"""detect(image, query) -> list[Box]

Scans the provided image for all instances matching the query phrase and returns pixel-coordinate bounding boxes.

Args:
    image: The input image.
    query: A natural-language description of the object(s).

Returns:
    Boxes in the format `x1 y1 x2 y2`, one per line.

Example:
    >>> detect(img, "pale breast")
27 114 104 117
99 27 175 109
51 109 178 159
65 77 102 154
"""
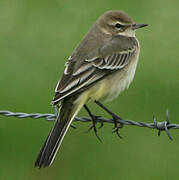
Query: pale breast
87 39 140 102
103 49 139 102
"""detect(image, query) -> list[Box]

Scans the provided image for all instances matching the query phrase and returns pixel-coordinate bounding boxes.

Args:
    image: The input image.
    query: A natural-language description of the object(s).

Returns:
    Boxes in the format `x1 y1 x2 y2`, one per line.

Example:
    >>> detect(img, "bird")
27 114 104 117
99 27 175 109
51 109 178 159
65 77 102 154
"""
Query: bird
34 10 148 168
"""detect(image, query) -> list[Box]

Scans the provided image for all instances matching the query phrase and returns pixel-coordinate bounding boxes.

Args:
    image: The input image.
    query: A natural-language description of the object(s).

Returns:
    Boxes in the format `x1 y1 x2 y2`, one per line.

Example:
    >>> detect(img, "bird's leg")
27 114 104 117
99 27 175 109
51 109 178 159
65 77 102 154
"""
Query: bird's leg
94 100 123 138
84 104 102 142
83 104 104 129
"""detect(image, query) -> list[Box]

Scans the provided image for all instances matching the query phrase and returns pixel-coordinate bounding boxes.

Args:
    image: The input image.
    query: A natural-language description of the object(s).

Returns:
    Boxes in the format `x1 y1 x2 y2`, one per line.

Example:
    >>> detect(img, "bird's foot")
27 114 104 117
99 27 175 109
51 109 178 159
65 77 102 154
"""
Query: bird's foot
86 114 102 142
94 100 124 138
84 104 102 142
111 114 123 139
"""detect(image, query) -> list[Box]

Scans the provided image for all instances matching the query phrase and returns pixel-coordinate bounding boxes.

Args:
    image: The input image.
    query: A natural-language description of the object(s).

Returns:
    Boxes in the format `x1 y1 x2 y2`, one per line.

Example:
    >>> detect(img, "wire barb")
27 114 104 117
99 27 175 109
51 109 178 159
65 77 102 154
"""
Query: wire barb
0 109 178 140
153 109 173 140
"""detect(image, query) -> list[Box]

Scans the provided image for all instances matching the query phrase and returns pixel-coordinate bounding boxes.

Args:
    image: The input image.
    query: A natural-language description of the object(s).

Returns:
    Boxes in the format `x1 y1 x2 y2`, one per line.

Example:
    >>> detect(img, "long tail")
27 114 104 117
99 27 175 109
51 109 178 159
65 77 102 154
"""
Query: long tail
34 95 85 168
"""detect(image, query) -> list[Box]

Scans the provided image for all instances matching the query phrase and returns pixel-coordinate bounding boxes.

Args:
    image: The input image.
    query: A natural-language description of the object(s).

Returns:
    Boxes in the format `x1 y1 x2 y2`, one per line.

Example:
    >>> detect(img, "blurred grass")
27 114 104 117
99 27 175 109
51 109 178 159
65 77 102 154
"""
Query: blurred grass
0 0 179 179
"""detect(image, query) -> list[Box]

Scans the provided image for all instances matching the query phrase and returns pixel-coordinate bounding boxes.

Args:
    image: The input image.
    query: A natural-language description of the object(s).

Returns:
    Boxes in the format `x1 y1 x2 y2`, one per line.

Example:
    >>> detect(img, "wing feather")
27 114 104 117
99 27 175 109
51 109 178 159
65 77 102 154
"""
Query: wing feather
52 47 137 104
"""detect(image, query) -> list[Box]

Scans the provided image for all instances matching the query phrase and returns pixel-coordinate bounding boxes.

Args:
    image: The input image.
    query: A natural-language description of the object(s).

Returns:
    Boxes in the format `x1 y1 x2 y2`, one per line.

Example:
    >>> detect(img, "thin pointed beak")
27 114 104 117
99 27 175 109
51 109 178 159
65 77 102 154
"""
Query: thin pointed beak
132 24 148 30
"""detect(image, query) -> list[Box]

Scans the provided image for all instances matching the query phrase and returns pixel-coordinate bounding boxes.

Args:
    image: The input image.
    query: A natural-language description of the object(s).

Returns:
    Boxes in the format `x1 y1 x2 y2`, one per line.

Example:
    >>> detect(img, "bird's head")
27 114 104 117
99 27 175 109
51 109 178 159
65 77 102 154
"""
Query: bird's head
97 10 148 37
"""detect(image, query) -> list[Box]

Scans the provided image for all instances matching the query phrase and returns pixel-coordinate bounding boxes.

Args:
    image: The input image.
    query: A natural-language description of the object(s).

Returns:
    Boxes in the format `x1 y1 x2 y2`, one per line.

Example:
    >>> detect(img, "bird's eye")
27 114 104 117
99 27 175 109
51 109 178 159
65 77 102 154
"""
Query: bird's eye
115 23 122 28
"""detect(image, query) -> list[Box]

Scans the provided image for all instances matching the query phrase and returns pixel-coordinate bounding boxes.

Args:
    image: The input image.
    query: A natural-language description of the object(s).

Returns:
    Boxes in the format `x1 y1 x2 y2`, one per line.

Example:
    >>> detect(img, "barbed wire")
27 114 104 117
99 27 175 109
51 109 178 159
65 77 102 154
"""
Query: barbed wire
0 109 178 140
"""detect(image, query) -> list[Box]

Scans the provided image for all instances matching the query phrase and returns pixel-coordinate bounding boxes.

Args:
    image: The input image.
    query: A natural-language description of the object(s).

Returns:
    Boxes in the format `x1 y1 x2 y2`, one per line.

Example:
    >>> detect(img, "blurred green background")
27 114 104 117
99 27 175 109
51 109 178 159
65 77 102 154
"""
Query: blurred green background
0 0 179 179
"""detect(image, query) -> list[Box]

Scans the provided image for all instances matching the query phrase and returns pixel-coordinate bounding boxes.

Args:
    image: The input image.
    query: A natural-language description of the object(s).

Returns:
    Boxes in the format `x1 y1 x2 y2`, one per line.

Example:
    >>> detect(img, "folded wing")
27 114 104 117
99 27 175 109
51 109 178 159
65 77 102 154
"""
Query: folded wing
52 47 136 105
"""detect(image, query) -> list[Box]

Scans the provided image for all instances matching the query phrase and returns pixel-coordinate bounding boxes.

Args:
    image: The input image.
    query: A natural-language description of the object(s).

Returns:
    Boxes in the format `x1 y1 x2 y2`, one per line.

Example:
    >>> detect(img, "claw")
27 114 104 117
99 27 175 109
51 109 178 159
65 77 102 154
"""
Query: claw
111 114 123 139
86 124 94 133
98 121 104 129
112 120 123 139
112 127 123 138
70 123 77 129
85 123 102 142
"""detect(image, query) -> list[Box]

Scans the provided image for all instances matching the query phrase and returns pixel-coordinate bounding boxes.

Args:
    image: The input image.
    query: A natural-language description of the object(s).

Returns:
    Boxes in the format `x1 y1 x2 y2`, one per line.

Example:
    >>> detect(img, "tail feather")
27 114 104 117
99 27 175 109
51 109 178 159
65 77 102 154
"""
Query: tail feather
34 96 84 168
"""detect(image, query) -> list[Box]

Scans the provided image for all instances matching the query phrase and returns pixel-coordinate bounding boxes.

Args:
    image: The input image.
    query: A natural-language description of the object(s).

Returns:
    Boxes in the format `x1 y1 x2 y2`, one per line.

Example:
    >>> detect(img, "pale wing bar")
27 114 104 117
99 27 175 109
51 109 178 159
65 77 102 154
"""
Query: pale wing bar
60 67 95 93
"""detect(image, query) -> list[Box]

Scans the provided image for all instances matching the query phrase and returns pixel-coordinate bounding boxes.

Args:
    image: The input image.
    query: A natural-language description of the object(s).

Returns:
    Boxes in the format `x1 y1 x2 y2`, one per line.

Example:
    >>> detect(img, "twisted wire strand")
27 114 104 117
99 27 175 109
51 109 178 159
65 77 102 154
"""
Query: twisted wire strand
0 109 178 140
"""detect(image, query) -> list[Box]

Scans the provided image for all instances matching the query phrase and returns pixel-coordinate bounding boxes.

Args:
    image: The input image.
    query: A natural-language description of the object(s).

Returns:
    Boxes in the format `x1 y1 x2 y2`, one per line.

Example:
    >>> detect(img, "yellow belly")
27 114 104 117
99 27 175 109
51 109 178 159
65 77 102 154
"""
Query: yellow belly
88 54 139 102
74 51 139 105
